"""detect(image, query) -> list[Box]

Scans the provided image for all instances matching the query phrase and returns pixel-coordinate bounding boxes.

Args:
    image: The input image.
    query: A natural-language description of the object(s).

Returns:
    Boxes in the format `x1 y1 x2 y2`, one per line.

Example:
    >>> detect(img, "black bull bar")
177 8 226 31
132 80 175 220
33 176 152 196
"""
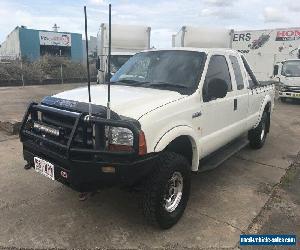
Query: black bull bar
19 102 142 160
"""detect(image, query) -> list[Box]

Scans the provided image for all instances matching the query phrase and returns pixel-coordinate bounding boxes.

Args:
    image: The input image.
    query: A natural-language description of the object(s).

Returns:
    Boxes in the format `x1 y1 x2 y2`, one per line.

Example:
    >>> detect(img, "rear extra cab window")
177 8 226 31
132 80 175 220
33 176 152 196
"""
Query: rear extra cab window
229 55 244 90
203 55 232 102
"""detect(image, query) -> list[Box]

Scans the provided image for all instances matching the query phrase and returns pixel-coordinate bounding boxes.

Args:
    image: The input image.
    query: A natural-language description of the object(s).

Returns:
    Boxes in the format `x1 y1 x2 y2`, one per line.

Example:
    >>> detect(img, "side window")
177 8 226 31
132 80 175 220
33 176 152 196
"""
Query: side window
241 55 259 88
203 55 232 102
229 55 244 90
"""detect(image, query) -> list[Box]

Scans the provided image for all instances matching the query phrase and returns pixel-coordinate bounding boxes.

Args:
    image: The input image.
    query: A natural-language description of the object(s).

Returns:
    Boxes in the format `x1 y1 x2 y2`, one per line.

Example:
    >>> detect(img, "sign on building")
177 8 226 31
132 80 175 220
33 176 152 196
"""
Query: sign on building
39 31 71 47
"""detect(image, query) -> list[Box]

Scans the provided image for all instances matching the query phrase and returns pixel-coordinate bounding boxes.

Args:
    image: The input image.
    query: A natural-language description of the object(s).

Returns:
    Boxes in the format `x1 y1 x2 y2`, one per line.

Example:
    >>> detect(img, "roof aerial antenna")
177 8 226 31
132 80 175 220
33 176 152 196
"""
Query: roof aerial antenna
107 4 112 120
84 6 92 118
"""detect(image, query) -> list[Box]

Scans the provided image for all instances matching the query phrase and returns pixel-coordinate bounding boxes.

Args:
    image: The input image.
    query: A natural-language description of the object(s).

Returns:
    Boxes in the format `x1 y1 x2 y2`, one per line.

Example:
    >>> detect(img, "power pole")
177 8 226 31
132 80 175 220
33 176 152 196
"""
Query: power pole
60 49 63 84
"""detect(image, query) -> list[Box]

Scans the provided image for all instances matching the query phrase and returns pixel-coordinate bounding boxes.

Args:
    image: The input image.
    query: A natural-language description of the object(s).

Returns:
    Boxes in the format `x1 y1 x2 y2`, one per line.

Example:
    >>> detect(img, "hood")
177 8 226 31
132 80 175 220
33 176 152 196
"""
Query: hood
282 76 300 86
54 84 185 120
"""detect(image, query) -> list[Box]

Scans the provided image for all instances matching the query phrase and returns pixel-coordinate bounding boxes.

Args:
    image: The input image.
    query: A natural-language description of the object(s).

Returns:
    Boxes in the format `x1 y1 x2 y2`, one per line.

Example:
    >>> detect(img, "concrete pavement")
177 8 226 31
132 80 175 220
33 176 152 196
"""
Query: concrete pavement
0 99 299 249
0 83 88 134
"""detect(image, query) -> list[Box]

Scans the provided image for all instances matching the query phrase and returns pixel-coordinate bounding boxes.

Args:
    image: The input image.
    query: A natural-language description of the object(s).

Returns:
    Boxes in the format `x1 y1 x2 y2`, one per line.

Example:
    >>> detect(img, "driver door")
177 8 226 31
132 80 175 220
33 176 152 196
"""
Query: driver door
199 54 238 157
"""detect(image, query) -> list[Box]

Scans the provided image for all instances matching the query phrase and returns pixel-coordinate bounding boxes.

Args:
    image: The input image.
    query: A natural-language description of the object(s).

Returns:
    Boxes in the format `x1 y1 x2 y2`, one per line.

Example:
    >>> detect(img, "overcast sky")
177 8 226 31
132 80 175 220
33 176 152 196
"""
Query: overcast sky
1 0 300 48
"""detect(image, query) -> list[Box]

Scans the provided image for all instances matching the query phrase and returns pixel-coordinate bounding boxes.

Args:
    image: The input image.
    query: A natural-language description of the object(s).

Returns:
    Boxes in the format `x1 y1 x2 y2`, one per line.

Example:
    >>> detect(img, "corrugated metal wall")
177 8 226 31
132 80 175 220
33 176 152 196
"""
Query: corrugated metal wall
19 27 40 60
71 33 83 62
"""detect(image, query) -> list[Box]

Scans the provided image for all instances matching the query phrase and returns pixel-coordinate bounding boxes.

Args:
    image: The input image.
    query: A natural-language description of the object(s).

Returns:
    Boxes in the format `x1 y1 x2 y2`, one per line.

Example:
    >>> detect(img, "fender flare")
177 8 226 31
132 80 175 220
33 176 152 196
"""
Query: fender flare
154 125 200 171
254 94 272 128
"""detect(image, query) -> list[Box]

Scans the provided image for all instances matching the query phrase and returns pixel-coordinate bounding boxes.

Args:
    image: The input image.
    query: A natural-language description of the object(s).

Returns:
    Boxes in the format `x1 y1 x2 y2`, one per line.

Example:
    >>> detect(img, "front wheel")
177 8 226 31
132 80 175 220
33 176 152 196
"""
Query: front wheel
248 111 269 149
142 152 191 229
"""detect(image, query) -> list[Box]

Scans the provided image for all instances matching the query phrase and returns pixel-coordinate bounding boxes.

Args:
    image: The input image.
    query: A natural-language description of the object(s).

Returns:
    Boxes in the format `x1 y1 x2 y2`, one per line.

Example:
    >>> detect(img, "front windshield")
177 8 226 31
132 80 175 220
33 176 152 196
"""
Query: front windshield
110 55 132 73
110 50 206 93
281 60 300 77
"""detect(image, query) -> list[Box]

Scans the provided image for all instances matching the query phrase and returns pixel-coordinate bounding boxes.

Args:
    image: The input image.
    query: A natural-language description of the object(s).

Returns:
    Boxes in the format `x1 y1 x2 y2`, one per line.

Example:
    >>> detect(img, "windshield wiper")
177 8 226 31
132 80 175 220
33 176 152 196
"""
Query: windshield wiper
109 79 150 86
147 82 188 89
108 80 189 89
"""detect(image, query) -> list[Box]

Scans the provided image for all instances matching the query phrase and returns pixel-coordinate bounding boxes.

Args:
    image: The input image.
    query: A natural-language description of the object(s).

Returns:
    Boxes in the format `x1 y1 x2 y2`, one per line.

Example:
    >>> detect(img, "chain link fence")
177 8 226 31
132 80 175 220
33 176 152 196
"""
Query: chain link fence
0 55 97 87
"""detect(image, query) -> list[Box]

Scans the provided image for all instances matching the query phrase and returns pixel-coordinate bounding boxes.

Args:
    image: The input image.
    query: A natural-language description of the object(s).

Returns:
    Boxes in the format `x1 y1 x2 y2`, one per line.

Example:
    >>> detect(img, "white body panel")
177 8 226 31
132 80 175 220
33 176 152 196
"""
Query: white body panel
172 26 233 48
55 48 275 171
232 28 300 82
97 23 151 83
0 27 20 59
54 84 184 120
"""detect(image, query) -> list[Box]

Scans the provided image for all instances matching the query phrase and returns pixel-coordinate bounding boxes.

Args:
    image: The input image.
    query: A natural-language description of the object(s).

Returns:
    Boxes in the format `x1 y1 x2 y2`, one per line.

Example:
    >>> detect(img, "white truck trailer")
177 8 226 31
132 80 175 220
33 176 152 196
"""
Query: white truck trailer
232 27 300 82
172 26 234 48
173 26 300 83
96 23 151 83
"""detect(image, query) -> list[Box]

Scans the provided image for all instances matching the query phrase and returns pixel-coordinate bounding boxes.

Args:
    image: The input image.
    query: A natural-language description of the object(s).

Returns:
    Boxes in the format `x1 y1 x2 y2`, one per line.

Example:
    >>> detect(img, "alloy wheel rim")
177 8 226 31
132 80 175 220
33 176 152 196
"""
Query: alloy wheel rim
260 118 266 140
163 172 183 213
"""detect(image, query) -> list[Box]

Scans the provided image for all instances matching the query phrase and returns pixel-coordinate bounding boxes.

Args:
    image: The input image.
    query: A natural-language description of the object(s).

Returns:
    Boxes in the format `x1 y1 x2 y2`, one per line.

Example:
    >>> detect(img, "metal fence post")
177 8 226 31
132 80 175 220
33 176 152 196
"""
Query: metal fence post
60 49 63 84
20 57 25 87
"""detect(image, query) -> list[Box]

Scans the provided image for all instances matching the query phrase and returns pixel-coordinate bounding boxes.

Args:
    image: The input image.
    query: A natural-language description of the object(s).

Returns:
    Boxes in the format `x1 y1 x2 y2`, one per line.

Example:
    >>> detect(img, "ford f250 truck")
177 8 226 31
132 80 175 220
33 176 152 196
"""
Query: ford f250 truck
19 48 275 229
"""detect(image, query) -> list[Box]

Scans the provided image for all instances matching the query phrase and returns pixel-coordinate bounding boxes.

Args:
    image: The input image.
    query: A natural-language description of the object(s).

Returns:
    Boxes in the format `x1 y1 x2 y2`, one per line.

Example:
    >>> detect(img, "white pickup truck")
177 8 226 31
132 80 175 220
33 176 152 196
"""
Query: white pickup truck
20 48 275 229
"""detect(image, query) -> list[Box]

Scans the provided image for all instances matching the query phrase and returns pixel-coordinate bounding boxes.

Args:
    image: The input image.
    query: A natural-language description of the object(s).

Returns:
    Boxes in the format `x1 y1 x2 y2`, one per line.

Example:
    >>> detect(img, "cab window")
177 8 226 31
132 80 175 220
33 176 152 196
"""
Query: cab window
229 55 244 90
203 55 232 102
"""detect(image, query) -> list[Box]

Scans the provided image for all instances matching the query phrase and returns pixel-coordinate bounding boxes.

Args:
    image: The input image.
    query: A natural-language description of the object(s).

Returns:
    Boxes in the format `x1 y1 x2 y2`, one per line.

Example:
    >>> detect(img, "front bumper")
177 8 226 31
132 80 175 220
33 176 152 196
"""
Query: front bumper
278 85 300 99
20 100 157 192
23 141 158 192
279 91 300 98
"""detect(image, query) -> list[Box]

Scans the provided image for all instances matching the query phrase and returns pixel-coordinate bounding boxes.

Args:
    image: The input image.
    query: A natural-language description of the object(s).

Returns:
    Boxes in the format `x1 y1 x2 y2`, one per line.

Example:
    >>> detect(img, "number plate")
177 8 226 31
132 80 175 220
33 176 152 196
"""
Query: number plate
34 157 55 180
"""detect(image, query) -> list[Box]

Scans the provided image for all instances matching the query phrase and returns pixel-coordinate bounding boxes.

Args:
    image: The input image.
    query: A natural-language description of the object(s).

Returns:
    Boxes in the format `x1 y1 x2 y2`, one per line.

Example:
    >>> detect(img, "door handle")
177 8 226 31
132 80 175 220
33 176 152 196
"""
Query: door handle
234 99 237 111
192 111 202 118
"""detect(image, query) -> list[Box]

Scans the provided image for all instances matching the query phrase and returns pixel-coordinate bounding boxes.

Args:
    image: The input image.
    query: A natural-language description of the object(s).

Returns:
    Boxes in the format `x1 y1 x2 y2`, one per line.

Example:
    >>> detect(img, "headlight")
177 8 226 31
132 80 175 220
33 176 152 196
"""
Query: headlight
279 84 287 91
105 126 147 155
109 127 133 146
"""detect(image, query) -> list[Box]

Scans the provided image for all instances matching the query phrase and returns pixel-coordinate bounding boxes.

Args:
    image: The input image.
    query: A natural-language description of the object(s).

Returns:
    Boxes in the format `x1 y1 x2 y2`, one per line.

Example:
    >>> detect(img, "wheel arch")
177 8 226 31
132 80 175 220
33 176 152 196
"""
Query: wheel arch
254 95 272 129
154 126 200 171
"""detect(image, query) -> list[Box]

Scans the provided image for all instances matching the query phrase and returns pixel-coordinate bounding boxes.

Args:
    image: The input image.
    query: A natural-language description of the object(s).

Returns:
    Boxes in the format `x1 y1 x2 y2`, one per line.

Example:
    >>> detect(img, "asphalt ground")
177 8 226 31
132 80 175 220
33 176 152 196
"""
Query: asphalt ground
0 85 299 249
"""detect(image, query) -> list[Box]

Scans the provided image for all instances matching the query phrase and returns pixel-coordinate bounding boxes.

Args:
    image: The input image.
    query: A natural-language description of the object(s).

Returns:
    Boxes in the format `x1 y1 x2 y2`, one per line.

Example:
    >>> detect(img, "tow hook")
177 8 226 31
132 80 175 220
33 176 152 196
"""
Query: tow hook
24 163 32 170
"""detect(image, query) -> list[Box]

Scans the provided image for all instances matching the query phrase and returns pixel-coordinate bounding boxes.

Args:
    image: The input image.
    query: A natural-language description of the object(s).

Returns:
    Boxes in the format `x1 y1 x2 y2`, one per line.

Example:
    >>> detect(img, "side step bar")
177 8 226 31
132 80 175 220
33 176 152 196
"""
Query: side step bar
198 136 249 172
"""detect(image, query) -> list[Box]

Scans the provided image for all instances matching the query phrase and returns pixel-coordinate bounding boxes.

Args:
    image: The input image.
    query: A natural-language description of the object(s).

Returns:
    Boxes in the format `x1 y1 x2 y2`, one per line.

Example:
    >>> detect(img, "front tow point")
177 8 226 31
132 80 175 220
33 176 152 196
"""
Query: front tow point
24 163 32 170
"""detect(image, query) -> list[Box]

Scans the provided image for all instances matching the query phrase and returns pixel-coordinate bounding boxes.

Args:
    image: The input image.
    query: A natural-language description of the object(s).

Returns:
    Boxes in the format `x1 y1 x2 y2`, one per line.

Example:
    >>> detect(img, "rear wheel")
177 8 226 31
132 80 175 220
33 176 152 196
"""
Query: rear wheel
142 152 191 229
248 111 268 149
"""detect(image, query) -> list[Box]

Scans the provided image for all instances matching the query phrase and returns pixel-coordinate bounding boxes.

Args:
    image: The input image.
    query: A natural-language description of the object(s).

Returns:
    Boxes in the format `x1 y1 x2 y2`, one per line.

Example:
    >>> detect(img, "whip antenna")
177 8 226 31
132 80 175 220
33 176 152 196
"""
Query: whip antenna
107 4 112 119
84 6 92 117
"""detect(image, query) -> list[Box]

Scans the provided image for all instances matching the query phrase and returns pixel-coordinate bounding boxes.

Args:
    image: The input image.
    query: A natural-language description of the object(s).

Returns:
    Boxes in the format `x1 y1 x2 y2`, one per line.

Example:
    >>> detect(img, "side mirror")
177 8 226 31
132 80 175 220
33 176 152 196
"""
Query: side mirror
207 78 228 100
96 58 100 70
273 65 279 76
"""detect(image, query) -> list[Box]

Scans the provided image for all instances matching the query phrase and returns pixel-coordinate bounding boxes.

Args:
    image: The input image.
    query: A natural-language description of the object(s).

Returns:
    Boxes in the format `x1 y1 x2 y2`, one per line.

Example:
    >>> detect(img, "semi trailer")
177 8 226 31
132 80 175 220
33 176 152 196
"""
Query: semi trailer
173 26 300 83
232 27 300 82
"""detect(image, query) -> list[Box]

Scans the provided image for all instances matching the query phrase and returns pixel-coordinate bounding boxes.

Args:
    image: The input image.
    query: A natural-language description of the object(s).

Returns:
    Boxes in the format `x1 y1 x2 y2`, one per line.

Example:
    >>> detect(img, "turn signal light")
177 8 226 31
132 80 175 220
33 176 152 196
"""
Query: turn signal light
139 131 147 156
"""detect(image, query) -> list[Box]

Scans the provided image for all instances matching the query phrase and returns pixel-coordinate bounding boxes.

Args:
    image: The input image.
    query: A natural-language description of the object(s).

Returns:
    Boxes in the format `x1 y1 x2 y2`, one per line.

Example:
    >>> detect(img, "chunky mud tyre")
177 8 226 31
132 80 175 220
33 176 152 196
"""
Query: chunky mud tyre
142 152 191 229
248 111 268 149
